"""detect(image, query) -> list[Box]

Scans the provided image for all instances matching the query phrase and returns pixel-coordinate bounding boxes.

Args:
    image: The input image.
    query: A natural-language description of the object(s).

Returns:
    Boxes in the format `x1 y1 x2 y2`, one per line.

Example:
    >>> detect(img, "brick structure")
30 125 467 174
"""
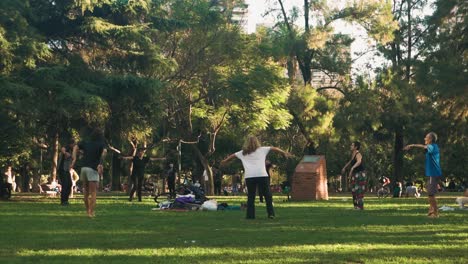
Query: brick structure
291 155 328 201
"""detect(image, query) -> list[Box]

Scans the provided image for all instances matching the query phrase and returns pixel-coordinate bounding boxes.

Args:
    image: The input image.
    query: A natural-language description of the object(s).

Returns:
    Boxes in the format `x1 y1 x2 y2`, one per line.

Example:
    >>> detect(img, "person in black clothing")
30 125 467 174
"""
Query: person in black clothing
121 148 165 202
341 141 366 210
3 165 14 199
71 129 107 218
57 140 75 205
304 140 316 155
166 164 177 197
20 163 32 193
259 160 273 203
448 180 456 192
213 165 222 196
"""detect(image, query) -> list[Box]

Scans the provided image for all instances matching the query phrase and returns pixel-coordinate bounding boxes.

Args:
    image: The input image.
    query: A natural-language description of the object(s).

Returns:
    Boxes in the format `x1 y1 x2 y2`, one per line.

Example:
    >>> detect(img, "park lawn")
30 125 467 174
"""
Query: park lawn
0 193 467 264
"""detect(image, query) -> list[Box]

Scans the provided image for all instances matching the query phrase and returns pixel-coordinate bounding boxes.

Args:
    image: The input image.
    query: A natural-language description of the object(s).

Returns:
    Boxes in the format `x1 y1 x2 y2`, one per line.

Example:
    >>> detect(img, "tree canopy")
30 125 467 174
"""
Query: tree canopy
1 0 466 194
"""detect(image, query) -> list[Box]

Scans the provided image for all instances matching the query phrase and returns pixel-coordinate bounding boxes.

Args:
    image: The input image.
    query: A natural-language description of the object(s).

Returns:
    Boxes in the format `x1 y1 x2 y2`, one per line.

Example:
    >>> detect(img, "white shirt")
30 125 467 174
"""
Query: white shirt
235 147 271 178
203 170 209 181
5 171 13 184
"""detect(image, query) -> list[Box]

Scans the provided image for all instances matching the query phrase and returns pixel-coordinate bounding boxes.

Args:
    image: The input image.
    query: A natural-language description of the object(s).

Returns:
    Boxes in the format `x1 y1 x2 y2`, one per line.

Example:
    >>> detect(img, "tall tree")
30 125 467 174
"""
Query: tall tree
376 0 432 182
265 0 397 152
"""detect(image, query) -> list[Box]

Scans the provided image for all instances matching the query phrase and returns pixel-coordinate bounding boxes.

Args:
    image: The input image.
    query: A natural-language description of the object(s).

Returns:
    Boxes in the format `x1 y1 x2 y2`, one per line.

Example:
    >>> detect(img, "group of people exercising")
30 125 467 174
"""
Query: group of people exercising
28 127 441 219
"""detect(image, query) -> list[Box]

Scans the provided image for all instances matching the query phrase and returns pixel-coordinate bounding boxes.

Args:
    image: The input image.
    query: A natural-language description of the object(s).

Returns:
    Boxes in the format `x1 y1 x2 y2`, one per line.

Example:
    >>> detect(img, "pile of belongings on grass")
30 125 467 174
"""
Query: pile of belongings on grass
157 197 243 211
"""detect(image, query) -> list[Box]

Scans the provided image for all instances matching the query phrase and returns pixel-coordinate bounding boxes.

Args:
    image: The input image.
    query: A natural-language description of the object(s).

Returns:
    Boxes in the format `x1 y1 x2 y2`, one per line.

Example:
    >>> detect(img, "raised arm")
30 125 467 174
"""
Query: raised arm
220 154 237 166
70 145 79 169
149 157 166 161
341 153 355 174
270 147 293 158
97 149 107 175
107 144 122 154
61 147 72 158
403 144 427 151
100 149 107 163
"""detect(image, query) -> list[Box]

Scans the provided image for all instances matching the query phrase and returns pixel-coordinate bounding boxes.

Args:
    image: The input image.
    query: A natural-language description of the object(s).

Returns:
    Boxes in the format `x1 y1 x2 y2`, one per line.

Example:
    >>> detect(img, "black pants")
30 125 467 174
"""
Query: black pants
167 177 176 196
60 171 72 204
23 175 30 192
5 183 12 199
214 183 222 195
245 177 274 219
258 176 271 202
129 174 144 201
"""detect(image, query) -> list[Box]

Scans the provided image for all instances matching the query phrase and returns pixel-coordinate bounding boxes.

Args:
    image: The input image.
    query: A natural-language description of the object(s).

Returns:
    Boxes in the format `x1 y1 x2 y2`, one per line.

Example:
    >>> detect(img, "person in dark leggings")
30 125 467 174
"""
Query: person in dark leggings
121 148 165 202
213 166 222 196
166 163 177 197
221 136 291 219
259 160 273 203
58 140 75 205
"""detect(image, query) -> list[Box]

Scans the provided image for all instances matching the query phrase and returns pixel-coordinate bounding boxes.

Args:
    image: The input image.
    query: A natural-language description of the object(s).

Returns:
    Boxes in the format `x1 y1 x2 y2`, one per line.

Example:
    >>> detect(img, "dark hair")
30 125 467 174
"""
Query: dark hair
90 128 104 141
353 141 361 150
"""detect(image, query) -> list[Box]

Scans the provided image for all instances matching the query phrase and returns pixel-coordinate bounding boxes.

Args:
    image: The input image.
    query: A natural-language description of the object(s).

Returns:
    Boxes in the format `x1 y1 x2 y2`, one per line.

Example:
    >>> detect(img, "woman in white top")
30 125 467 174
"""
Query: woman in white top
4 165 14 199
221 136 291 219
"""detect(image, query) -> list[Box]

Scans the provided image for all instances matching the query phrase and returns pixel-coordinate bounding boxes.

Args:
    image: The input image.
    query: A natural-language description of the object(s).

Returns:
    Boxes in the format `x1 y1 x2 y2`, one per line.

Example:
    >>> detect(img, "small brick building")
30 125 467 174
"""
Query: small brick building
291 155 328 201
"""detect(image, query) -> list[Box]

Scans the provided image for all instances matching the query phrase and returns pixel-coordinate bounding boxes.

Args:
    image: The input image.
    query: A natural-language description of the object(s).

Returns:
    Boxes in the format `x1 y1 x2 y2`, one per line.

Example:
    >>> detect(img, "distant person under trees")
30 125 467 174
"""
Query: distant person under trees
120 147 165 202
304 139 316 155
213 165 222 196
57 140 75 206
166 164 177 197
3 165 14 199
404 132 442 218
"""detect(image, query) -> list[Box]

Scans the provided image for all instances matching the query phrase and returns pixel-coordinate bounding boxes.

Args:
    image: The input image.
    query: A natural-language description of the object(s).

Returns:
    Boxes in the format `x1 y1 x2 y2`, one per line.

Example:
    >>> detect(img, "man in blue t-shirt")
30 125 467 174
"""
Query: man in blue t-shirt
404 132 442 218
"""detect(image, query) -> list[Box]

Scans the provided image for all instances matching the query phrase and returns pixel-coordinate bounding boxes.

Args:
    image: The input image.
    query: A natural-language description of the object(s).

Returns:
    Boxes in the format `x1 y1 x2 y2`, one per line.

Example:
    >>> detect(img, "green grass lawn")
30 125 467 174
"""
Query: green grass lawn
0 192 467 264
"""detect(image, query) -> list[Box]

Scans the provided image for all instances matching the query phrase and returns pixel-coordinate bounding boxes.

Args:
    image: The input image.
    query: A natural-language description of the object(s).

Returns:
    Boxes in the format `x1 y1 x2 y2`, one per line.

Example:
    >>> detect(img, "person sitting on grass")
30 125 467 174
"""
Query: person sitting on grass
455 188 468 209
405 182 421 198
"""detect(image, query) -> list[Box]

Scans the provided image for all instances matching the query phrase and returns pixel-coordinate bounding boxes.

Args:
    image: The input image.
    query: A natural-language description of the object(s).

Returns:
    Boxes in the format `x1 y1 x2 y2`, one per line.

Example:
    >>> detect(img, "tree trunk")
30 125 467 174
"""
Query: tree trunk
111 152 122 191
51 131 59 182
393 125 404 183
286 56 297 85
298 55 312 86
406 0 412 82
192 145 214 195
110 124 122 191
32 169 41 193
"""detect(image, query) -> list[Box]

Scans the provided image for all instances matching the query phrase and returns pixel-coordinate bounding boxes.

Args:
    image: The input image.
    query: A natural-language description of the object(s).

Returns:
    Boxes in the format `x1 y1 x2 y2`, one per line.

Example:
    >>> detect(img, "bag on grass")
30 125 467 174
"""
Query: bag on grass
200 200 217 211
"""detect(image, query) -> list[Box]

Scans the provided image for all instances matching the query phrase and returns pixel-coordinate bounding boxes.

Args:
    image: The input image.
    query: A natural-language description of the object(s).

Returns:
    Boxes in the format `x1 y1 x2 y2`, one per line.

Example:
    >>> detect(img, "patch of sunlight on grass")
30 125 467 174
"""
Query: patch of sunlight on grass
17 243 466 257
